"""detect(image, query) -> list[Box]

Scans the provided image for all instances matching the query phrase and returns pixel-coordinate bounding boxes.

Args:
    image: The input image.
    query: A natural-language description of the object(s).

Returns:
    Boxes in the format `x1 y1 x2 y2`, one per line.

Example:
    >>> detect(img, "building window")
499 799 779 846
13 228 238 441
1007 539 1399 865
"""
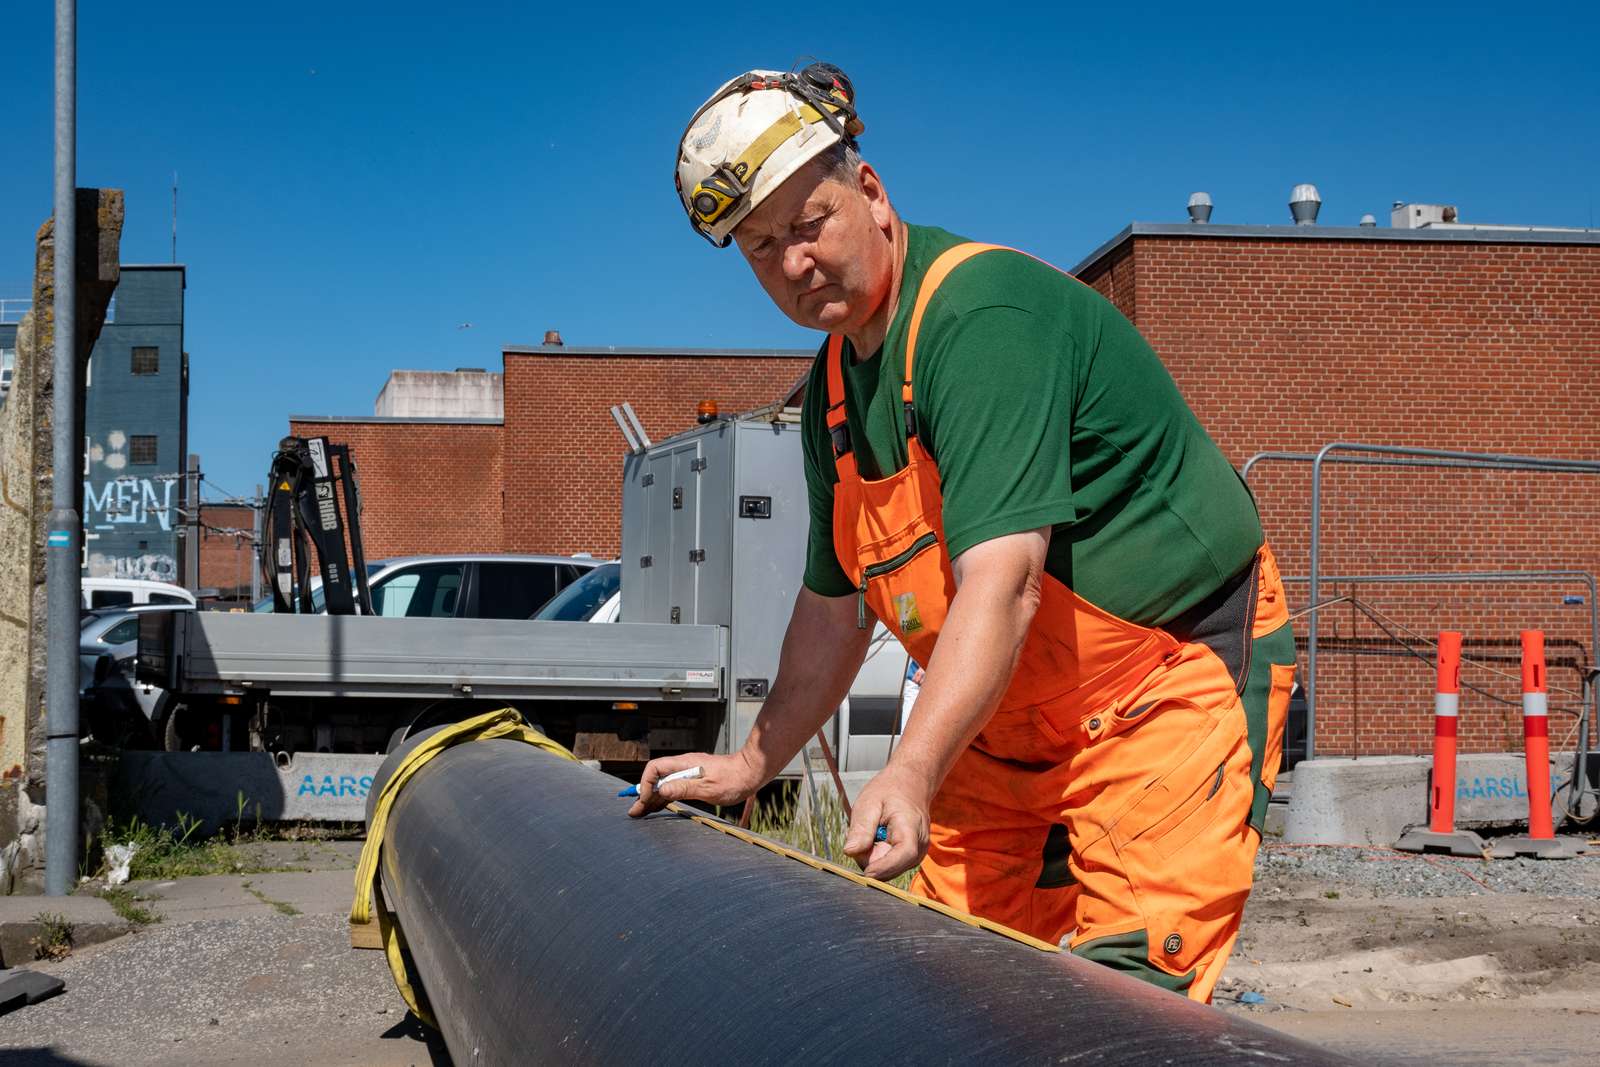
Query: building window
129 435 158 465
131 346 159 375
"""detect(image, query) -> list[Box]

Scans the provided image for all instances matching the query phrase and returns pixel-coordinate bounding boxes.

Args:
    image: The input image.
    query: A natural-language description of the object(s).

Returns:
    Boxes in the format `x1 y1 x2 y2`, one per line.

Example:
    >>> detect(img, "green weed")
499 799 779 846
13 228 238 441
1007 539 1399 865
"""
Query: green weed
748 782 915 891
98 887 162 926
242 880 301 917
95 810 286 882
30 913 74 961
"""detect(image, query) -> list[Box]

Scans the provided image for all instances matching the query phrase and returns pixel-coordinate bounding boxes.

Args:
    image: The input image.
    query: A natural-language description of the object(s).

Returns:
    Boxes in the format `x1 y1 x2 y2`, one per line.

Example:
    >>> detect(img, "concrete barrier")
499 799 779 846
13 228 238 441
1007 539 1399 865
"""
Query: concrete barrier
1283 753 1568 846
114 752 386 830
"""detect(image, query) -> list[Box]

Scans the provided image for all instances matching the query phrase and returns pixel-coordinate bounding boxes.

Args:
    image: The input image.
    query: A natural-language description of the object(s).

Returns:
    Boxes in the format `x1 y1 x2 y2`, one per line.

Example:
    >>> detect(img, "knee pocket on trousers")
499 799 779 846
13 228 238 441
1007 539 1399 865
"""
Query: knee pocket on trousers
1108 705 1246 854
1105 710 1255 978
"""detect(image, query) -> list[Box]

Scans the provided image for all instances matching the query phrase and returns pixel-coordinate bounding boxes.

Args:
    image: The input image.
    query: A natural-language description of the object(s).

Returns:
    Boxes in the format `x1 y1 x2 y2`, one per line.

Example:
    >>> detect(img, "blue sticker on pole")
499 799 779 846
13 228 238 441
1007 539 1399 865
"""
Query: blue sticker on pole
47 531 71 548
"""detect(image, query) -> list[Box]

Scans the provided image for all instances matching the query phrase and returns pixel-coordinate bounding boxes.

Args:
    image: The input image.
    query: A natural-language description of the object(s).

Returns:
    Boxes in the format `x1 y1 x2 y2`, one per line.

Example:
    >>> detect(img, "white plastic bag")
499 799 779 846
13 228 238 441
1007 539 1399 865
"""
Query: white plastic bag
105 842 140 886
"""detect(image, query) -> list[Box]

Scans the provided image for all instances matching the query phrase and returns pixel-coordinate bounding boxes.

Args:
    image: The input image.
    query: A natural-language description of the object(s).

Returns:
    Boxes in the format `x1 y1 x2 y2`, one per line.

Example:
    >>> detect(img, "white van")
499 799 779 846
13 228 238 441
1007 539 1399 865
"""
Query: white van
80 578 197 610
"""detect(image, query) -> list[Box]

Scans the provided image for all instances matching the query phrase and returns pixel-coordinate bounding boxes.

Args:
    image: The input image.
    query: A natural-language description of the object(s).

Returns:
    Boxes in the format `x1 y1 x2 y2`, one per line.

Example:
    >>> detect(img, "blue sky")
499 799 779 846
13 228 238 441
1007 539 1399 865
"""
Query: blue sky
1 1 1595 499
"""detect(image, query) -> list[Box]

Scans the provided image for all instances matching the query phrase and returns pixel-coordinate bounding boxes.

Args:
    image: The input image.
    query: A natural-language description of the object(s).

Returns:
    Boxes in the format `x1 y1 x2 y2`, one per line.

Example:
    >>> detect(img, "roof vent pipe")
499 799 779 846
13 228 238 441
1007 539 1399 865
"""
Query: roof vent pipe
1186 192 1213 223
1359 214 1377 227
1289 184 1321 225
543 330 564 346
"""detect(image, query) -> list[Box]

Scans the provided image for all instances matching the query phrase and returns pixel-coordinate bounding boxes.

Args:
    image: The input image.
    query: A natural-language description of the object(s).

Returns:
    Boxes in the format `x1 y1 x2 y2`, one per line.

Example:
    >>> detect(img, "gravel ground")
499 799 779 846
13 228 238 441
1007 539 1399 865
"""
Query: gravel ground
0 912 444 1066
1256 839 1600 897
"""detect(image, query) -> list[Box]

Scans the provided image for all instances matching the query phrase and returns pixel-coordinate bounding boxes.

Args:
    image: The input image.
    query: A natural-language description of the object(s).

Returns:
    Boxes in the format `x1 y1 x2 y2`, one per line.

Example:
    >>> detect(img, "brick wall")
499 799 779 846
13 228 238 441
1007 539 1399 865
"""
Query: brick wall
1080 236 1600 756
285 420 505 560
500 352 811 556
197 503 258 604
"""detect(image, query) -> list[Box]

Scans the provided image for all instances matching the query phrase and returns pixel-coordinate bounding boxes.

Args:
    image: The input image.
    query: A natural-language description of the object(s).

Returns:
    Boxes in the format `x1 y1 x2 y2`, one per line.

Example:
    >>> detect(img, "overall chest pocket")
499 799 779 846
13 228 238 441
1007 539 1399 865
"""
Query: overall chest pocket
855 529 949 645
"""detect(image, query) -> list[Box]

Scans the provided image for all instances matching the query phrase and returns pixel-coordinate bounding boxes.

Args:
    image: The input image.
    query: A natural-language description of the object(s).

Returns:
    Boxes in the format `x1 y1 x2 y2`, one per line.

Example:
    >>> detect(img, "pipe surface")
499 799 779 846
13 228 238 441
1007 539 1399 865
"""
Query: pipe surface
369 737 1355 1065
44 0 79 897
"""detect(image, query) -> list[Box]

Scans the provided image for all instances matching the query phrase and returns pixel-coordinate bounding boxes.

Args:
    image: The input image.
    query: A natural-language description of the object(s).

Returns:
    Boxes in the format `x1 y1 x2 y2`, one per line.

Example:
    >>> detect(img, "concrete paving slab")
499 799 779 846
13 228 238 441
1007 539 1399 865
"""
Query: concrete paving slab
0 896 132 968
130 869 357 923
231 837 363 871
0 895 121 926
243 870 359 917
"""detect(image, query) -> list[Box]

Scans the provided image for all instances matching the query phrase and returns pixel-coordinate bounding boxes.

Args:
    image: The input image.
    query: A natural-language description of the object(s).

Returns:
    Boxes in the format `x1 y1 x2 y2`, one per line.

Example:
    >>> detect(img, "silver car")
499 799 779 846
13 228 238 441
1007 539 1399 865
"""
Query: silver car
254 554 600 618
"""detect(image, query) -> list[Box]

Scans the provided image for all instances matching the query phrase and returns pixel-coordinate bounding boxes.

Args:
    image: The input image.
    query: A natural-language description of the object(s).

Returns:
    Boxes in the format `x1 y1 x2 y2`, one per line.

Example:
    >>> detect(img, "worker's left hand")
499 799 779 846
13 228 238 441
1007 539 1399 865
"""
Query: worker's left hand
843 766 932 881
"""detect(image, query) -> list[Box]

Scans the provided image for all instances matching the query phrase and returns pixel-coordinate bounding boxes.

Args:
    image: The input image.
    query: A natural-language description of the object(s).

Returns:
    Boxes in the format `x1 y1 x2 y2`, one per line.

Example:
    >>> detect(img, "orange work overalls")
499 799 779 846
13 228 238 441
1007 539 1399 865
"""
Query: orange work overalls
825 243 1292 1002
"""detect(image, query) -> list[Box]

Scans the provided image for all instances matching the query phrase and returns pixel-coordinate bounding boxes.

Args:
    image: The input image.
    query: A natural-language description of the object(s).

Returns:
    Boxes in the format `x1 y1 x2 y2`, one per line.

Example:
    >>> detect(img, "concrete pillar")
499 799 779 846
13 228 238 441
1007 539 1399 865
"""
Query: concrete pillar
0 190 123 888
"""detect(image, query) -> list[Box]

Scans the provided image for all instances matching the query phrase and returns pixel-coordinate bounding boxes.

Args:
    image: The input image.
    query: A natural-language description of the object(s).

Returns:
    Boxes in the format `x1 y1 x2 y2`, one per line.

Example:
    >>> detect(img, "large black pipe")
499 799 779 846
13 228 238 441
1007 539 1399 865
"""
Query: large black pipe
368 736 1356 1065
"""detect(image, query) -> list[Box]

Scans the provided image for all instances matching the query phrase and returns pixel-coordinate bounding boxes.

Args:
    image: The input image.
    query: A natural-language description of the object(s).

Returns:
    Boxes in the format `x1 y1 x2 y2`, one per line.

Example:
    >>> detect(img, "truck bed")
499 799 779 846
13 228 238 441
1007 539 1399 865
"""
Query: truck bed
140 612 726 703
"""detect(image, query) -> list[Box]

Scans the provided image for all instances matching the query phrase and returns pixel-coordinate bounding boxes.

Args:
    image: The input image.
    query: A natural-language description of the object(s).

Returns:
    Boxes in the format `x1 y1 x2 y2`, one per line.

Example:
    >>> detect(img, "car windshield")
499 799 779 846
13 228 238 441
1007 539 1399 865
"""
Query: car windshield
102 618 141 645
532 563 620 622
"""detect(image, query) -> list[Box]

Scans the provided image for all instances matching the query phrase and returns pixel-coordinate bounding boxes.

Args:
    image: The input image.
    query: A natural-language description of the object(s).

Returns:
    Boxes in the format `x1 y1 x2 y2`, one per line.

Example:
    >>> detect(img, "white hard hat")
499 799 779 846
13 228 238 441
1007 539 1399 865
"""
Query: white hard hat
675 63 864 247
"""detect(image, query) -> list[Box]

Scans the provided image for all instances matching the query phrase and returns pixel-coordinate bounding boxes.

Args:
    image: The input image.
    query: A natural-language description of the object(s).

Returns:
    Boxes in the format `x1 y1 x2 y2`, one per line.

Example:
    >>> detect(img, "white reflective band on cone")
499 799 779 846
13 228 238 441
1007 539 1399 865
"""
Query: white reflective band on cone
1522 691 1548 717
1434 692 1459 717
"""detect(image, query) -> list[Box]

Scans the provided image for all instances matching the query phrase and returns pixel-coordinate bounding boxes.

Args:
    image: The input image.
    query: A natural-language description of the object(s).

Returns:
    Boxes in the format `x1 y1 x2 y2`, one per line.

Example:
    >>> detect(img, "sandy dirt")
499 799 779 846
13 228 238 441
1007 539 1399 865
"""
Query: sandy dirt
1218 844 1600 1064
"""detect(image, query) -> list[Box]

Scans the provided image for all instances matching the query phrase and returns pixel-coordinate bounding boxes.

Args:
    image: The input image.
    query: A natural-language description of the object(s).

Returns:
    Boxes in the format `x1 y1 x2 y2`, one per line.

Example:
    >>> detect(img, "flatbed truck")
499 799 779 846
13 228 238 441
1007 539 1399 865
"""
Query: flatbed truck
139 405 909 776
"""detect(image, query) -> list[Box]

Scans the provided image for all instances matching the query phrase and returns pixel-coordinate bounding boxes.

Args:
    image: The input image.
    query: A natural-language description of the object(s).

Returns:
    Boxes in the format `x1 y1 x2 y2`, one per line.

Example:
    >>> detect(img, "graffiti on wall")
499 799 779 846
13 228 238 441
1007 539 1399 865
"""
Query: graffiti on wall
84 476 177 530
82 429 180 580
86 551 177 581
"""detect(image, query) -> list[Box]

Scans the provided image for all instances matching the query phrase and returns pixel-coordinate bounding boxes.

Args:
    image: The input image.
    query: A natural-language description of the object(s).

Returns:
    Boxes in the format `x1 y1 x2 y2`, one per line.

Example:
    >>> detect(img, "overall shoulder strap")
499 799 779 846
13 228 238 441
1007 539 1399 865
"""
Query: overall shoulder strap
825 242 1007 469
902 243 1004 410
823 335 856 472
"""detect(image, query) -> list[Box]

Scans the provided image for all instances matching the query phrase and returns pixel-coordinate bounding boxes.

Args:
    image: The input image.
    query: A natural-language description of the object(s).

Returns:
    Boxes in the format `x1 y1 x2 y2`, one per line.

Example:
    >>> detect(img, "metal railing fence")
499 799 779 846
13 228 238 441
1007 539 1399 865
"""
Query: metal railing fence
1244 443 1600 761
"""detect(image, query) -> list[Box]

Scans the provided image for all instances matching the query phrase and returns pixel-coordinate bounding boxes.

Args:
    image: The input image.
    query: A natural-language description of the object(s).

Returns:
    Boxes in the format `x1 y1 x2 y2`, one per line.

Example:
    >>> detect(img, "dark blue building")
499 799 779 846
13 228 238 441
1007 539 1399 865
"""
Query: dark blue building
0 264 188 580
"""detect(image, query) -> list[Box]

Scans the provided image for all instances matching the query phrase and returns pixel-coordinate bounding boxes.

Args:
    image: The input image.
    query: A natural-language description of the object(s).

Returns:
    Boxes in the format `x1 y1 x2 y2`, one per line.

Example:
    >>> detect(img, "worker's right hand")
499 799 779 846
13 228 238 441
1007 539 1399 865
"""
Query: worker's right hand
626 750 762 818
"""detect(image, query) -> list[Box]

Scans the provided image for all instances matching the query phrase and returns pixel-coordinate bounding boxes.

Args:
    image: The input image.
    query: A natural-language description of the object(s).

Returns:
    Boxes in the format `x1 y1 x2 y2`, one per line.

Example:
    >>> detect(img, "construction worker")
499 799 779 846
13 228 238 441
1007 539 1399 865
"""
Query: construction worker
631 63 1296 1003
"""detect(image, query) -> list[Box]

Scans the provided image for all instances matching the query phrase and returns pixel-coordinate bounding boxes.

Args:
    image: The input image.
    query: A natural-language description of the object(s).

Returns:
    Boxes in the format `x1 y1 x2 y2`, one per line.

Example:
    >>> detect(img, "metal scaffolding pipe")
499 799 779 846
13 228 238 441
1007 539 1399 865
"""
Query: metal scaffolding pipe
367 737 1352 1065
1240 444 1600 762
1240 450 1600 483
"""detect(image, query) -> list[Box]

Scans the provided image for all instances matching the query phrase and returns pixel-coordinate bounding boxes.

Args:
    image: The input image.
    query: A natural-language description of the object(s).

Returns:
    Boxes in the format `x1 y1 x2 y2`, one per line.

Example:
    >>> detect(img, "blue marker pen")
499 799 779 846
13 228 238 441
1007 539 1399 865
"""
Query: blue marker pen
618 765 703 798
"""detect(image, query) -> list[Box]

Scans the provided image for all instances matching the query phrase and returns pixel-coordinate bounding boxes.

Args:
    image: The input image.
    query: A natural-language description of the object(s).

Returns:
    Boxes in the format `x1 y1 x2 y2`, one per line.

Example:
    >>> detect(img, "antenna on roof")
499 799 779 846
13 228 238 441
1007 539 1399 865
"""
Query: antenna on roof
171 171 178 262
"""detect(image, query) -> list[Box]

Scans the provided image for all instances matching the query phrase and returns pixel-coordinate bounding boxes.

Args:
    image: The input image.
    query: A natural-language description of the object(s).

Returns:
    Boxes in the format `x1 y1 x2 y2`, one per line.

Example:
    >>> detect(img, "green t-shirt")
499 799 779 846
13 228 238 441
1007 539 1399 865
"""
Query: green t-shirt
800 223 1263 627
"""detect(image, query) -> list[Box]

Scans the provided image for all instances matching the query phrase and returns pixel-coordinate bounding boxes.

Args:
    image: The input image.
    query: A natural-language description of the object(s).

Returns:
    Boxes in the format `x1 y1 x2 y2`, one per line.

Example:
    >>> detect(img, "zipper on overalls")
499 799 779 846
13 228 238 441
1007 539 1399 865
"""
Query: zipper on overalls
856 532 940 629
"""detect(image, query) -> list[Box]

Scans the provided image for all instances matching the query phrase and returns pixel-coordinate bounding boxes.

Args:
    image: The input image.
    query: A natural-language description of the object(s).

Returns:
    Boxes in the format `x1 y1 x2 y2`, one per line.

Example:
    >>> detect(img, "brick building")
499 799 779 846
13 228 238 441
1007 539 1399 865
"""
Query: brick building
289 346 811 559
1072 208 1600 759
291 205 1600 759
197 502 258 607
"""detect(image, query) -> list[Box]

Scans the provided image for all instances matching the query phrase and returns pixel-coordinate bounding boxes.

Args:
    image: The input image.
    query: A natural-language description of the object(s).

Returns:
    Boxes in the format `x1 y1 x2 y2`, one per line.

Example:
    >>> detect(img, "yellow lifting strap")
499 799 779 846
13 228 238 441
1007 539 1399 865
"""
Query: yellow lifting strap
348 706 579 1026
